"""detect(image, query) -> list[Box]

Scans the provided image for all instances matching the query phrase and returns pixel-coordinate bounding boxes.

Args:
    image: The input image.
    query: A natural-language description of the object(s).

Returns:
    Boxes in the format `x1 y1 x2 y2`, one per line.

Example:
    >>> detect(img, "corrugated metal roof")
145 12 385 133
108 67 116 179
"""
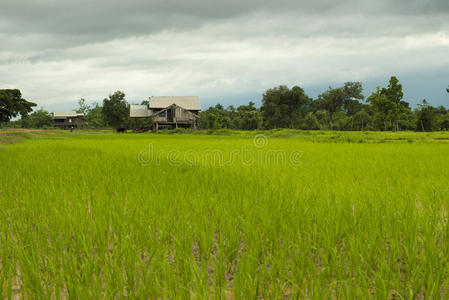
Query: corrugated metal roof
52 110 84 118
149 96 201 110
130 105 151 117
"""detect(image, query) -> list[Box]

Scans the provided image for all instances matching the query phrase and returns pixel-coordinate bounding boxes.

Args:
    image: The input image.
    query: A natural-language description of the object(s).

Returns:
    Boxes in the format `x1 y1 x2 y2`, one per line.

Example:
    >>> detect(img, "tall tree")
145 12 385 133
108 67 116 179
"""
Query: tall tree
0 89 36 127
317 82 363 130
367 87 394 131
381 76 403 104
102 91 129 130
368 76 410 131
415 99 436 132
261 85 311 129
380 76 411 131
381 76 410 131
77 98 90 115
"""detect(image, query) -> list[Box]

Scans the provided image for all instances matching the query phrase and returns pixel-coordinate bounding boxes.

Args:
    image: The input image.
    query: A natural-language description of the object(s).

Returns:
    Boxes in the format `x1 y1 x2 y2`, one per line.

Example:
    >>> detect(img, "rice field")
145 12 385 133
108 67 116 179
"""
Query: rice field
1 130 449 298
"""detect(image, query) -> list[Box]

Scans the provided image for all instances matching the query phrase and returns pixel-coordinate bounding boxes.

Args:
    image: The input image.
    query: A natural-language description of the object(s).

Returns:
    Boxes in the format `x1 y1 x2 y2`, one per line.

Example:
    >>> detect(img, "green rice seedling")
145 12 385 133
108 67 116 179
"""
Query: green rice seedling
1 130 449 298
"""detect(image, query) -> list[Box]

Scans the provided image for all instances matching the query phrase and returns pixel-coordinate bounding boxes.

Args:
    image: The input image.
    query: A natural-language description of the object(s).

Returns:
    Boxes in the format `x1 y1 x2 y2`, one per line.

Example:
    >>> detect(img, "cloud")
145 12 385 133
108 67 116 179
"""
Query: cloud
0 0 448 109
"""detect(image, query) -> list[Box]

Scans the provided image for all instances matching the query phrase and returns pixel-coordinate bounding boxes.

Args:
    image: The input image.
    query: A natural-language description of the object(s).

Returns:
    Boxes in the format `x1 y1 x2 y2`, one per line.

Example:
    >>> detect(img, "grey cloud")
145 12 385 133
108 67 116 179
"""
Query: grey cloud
0 0 448 109
0 0 447 58
2 0 448 39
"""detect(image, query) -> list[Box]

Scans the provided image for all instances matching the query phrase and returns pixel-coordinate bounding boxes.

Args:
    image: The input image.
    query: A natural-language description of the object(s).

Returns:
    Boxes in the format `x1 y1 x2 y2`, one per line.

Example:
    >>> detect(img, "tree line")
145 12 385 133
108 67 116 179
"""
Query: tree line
199 77 449 132
1 91 150 130
1 77 449 131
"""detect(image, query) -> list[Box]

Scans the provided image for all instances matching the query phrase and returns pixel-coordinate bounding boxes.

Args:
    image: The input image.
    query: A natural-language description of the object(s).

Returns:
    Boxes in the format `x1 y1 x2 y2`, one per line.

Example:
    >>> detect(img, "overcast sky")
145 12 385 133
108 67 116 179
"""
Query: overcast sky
1 0 448 111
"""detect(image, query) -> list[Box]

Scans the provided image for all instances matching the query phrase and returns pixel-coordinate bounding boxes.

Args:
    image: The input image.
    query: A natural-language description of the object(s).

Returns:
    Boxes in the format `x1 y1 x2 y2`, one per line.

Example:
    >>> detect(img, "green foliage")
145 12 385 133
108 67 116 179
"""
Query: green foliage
4 76 446 132
368 88 395 130
199 102 262 130
198 105 227 129
20 107 53 128
235 101 261 130
367 77 412 131
416 100 436 131
381 76 404 104
102 91 129 129
435 107 449 130
316 82 364 130
0 89 36 126
333 111 352 130
352 109 371 131
86 102 106 128
261 85 311 129
302 112 321 130
367 76 412 131
75 99 107 128
77 98 90 115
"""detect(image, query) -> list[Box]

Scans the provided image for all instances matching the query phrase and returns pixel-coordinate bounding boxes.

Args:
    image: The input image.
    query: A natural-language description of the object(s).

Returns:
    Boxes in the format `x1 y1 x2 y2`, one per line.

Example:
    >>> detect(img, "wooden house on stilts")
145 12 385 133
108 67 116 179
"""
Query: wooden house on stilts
130 96 201 132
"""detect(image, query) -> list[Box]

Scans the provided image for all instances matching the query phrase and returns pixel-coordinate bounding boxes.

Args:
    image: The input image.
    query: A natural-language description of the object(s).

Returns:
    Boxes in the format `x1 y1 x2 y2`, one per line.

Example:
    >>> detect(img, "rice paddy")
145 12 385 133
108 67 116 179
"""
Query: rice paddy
1 130 449 298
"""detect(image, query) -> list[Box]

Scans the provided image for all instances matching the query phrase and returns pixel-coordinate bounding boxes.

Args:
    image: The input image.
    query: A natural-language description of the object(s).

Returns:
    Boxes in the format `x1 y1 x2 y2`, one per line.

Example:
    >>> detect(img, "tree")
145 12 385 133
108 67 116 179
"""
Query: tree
198 104 235 130
380 76 410 131
199 105 224 129
21 107 53 128
446 85 449 93
261 85 311 129
415 99 436 132
77 98 90 115
352 109 371 131
437 114 449 131
381 76 403 104
78 99 108 128
317 82 364 130
236 102 261 130
198 110 219 129
302 112 321 130
333 111 352 130
102 91 129 130
313 110 330 129
367 88 395 131
0 89 36 127
367 77 411 131
86 102 106 128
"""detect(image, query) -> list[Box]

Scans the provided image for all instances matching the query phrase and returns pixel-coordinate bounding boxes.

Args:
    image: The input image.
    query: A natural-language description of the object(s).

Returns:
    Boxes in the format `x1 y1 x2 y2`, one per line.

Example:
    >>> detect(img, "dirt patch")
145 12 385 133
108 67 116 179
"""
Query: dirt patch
0 129 52 133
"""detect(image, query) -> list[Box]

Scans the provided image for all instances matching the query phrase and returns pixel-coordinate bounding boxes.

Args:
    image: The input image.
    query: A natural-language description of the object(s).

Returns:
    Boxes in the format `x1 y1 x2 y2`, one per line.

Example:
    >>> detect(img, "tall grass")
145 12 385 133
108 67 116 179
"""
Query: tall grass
1 132 449 298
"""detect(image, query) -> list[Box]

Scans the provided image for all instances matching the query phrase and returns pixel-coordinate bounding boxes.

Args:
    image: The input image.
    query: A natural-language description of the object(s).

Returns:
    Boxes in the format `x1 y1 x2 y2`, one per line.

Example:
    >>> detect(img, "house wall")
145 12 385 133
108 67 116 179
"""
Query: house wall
53 117 88 128
152 107 196 123
174 106 195 122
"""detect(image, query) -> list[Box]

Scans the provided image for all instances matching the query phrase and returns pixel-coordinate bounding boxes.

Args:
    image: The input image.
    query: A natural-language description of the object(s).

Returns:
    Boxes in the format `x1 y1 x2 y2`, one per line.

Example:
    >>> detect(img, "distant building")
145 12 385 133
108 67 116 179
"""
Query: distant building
130 96 201 131
52 111 87 129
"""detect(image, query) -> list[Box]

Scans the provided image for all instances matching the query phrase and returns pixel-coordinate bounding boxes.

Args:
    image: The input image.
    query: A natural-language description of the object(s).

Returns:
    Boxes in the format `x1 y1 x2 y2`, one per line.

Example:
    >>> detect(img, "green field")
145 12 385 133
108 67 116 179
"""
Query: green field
1 130 449 298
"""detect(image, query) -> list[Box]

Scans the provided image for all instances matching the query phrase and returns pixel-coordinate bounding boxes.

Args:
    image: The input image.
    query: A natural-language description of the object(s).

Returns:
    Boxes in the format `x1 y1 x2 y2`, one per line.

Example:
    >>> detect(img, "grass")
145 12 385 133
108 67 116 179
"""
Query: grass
1 130 449 298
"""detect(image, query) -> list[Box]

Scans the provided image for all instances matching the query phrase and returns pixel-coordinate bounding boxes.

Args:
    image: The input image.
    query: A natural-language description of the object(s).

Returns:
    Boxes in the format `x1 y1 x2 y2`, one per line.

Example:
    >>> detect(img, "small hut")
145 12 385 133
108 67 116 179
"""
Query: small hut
52 111 87 129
